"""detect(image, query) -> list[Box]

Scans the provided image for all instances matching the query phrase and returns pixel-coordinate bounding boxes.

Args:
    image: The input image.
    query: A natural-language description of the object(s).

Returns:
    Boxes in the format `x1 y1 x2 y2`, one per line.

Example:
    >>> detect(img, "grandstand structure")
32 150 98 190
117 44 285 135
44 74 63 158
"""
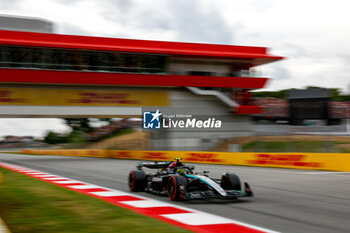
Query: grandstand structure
0 27 283 150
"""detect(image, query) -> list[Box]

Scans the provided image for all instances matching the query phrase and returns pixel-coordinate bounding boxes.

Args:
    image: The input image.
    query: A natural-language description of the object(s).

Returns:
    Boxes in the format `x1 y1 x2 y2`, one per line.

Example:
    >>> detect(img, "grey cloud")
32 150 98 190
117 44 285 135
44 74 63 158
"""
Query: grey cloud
137 12 174 31
0 0 21 10
283 43 320 58
166 0 234 44
54 0 83 4
103 0 133 12
267 62 292 80
95 0 235 44
99 0 134 34
61 21 129 39
282 43 350 61
59 22 92 36
339 52 350 62
245 0 278 13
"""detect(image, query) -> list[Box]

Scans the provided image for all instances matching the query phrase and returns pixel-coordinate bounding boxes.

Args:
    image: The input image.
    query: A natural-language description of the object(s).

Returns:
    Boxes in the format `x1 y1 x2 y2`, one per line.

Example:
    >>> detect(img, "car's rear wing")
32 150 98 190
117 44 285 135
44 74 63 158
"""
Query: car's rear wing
138 161 170 169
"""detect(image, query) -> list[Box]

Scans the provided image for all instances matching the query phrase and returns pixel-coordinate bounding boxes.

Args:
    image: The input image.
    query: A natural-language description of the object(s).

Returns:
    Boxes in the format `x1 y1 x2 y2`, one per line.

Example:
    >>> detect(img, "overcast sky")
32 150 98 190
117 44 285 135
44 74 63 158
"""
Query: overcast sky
0 0 350 138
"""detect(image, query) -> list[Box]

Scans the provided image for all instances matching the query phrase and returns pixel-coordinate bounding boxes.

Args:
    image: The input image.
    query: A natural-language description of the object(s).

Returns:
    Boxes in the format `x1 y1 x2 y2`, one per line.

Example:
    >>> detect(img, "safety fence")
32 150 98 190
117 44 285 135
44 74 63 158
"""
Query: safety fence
20 149 350 172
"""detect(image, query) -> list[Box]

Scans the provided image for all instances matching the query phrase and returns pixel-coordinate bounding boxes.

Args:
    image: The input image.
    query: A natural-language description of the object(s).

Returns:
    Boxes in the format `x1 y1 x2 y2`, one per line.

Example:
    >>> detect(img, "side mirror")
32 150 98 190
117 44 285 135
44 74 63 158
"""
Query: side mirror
203 170 209 174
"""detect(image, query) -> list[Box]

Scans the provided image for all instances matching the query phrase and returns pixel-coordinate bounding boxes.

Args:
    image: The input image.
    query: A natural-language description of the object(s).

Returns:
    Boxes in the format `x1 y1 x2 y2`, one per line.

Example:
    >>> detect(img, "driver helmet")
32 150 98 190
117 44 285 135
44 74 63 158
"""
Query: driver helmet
174 157 183 167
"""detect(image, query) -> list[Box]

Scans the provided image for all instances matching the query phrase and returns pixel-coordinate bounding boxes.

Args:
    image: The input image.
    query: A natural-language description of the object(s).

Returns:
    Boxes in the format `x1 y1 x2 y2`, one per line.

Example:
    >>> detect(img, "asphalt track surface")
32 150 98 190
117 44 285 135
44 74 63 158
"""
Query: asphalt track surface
1 153 350 233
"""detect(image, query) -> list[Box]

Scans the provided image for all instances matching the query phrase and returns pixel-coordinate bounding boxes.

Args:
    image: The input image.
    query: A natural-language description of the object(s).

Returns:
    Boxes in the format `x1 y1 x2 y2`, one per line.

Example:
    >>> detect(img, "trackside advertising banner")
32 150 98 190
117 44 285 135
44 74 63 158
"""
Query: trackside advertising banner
21 149 350 172
0 88 168 106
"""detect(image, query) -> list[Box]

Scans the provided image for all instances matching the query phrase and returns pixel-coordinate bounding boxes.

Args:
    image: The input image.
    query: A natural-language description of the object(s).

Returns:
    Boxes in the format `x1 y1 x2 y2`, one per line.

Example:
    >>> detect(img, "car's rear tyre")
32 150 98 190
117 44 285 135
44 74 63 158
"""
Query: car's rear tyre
221 173 241 191
167 175 187 201
129 170 147 192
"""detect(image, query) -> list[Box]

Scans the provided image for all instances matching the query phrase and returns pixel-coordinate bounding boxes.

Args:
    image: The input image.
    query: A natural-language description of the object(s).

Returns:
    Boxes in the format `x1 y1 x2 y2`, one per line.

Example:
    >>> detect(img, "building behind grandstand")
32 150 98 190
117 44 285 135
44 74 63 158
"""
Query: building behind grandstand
0 15 53 33
253 88 350 125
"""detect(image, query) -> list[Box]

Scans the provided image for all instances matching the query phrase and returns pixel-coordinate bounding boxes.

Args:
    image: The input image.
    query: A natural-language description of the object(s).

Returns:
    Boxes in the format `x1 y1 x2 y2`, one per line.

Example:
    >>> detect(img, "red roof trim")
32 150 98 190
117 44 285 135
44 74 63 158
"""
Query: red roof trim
0 68 269 89
0 30 283 61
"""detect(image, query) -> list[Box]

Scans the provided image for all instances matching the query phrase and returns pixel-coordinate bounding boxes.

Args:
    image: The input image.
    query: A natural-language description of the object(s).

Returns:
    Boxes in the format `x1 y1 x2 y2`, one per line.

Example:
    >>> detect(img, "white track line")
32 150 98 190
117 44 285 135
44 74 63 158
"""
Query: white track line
89 190 128 197
161 212 234 226
121 200 174 208
24 172 45 175
33 174 57 178
67 184 101 189
42 177 66 180
52 180 82 184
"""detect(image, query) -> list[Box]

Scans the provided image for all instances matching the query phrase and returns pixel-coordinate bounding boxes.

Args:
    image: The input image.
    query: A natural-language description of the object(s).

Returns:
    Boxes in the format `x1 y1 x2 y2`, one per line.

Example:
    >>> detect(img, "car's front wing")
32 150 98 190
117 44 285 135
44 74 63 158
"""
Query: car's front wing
186 182 254 200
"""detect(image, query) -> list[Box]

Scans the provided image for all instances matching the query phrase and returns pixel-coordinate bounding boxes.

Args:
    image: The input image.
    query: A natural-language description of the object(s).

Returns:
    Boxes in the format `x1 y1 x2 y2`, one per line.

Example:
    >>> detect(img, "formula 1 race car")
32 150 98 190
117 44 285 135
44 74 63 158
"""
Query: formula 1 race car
128 158 253 201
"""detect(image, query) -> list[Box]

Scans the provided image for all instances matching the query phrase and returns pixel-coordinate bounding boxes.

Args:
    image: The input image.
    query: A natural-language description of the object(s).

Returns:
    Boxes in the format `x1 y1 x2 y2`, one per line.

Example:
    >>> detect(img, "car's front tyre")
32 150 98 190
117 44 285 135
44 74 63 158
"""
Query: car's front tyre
167 175 187 201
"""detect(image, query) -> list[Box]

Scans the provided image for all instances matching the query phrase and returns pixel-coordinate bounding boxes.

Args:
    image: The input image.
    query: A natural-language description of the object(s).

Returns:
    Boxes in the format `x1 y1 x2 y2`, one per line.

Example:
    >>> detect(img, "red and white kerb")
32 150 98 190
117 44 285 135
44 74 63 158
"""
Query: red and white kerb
0 162 279 233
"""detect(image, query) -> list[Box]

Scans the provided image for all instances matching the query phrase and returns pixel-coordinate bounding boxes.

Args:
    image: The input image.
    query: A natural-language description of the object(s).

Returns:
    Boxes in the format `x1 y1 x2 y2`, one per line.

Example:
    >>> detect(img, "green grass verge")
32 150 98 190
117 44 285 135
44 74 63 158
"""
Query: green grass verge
0 168 190 233
64 129 136 149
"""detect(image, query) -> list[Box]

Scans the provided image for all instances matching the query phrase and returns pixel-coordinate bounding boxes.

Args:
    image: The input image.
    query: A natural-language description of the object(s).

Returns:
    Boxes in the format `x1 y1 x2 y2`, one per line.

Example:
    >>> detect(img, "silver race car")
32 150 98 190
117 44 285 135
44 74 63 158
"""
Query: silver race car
128 158 253 201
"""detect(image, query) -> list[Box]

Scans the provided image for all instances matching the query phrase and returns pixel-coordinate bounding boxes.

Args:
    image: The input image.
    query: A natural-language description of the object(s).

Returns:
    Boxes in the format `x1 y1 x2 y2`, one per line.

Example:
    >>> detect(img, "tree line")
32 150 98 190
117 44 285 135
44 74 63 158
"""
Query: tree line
252 86 350 101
